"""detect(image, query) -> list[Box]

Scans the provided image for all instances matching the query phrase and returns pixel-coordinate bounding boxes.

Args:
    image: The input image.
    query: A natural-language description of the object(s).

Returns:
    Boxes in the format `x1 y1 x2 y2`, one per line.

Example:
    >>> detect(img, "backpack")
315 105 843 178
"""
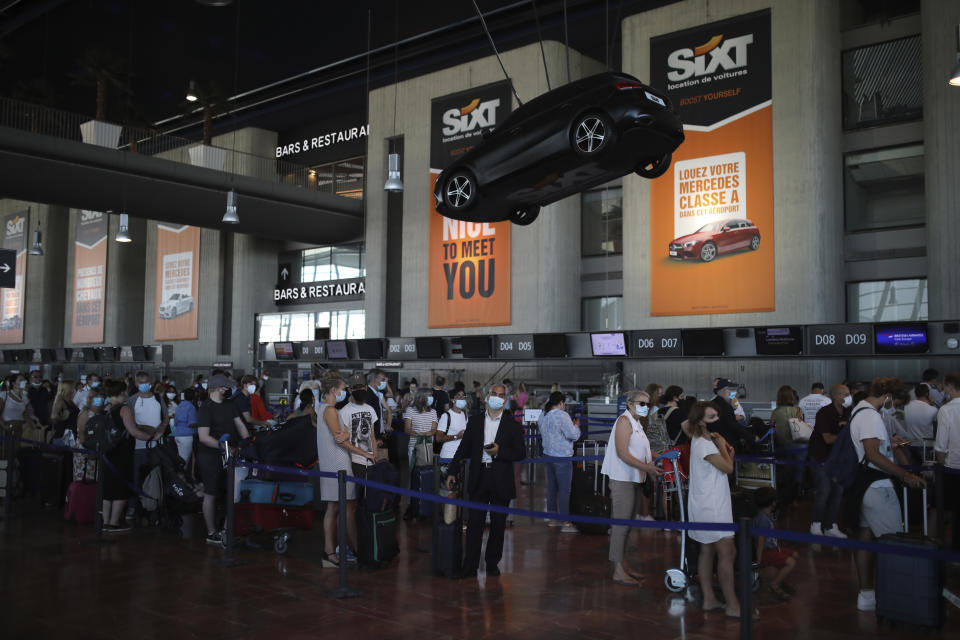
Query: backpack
822 407 870 491
434 411 452 455
83 410 127 453
645 408 672 454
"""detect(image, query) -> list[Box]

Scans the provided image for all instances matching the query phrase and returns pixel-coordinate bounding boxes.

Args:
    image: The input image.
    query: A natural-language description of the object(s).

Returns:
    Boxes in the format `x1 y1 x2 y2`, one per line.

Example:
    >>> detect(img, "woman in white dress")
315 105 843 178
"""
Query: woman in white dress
686 400 754 620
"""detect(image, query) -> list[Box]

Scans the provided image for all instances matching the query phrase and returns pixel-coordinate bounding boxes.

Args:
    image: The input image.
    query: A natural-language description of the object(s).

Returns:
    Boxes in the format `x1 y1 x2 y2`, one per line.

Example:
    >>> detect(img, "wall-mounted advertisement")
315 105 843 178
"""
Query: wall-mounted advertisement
154 224 200 341
649 9 774 316
71 210 108 344
0 209 28 344
428 81 512 328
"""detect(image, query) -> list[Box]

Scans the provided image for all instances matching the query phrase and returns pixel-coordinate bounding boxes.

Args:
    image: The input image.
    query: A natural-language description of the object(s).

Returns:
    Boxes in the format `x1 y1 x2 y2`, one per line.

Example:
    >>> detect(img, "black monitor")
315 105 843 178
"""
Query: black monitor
357 339 384 360
325 340 348 359
40 348 56 363
681 329 725 356
99 347 116 362
55 348 70 362
131 345 153 362
755 326 804 356
415 337 444 359
533 333 568 358
82 347 100 362
875 323 928 354
460 336 492 358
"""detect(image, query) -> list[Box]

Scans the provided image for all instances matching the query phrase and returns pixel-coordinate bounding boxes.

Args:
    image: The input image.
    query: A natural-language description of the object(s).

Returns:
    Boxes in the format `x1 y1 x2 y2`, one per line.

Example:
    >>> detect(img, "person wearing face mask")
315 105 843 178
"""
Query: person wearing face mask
337 374 380 477
26 370 53 431
771 385 804 450
808 384 852 538
934 372 960 551
903 383 938 449
850 377 925 612
539 391 581 533
600 390 662 586
3 374 40 442
317 372 365 566
248 376 275 424
403 388 438 520
196 373 251 545
73 374 100 410
172 388 199 469
445 383 525 578
364 368 390 443
709 378 756 453
124 371 168 498
435 390 470 461
233 375 272 430
74 387 107 482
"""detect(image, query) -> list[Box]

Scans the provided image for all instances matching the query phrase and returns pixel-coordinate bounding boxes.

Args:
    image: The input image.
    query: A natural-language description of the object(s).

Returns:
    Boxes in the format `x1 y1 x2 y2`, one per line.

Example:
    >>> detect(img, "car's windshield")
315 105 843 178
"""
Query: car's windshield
695 221 723 233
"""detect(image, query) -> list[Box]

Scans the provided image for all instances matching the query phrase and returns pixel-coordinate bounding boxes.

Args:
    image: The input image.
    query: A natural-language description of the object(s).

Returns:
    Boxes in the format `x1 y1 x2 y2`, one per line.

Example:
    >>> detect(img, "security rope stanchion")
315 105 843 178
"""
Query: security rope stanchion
2 424 16 518
936 463 945 542
326 469 362 599
737 517 753 640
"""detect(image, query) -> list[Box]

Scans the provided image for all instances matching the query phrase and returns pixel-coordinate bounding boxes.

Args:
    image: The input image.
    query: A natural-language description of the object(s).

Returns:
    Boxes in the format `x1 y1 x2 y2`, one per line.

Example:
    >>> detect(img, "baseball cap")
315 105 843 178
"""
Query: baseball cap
209 373 231 390
347 372 366 390
714 378 737 393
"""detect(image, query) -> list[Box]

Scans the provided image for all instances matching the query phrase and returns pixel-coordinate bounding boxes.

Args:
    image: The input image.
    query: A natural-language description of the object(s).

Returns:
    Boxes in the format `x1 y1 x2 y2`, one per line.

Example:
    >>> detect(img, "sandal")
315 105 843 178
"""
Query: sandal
769 585 790 601
324 552 340 567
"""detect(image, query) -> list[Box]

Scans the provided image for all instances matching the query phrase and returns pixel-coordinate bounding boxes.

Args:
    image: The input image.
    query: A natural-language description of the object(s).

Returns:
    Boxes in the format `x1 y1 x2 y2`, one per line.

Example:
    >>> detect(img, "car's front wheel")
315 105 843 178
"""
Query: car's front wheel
635 152 672 179
571 112 614 156
443 170 477 211
750 235 760 251
699 241 718 262
508 205 540 226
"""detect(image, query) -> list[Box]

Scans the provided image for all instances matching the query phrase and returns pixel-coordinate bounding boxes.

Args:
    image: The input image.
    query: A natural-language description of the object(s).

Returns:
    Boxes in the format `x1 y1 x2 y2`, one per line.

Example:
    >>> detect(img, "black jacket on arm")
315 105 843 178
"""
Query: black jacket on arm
448 410 525 501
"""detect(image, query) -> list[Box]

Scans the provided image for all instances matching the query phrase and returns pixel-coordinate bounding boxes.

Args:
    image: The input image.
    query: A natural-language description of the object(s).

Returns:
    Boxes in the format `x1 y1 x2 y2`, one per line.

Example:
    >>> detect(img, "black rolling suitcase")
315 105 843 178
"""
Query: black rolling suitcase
356 506 399 570
877 487 941 629
39 452 67 508
432 466 463 578
569 440 610 535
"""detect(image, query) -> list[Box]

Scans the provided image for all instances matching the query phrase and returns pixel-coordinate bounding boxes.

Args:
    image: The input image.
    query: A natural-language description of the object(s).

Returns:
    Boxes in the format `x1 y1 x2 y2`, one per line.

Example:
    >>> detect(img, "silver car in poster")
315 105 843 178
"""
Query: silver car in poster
158 292 194 319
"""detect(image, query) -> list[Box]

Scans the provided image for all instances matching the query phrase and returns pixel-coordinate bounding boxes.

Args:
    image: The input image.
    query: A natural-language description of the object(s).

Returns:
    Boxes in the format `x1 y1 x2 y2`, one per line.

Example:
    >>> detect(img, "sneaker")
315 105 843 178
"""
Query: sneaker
547 520 562 527
823 525 847 539
639 515 656 522
856 589 876 612
560 523 578 533
205 531 223 546
106 523 131 533
336 545 358 565
809 522 823 536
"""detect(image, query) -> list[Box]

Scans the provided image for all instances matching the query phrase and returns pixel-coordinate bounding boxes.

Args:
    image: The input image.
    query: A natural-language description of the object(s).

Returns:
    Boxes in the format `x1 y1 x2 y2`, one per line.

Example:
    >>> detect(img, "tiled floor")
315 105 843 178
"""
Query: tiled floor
0 482 956 639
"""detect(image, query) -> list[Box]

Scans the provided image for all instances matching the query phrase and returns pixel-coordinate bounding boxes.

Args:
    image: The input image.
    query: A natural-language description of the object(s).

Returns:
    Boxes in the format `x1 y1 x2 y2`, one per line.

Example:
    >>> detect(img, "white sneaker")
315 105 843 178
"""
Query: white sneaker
809 522 822 536
856 589 876 611
823 525 847 539
640 515 656 522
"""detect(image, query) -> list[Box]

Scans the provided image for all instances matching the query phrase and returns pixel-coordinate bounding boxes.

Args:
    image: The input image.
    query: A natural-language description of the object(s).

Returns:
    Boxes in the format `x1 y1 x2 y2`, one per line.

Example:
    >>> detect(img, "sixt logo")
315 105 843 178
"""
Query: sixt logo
6 216 23 236
80 210 103 222
441 98 501 136
667 34 753 82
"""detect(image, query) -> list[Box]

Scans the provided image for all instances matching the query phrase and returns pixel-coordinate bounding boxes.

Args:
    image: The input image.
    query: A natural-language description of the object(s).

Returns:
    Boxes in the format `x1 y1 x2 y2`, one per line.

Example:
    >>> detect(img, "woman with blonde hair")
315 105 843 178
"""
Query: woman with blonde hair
51 379 79 440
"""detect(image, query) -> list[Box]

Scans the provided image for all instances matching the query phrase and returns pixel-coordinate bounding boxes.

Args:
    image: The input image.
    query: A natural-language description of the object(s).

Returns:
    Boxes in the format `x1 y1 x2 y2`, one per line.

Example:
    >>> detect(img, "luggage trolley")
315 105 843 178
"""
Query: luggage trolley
735 427 777 491
658 450 690 593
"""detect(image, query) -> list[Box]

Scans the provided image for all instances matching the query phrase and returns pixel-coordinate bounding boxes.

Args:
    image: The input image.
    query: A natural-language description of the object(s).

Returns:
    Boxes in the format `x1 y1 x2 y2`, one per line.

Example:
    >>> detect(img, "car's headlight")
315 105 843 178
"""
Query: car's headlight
683 241 696 247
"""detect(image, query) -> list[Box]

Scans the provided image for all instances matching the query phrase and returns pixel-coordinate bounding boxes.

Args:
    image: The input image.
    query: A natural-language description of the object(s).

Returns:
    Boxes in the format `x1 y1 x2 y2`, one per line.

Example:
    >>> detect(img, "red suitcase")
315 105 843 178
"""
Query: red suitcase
234 502 313 535
63 481 97 524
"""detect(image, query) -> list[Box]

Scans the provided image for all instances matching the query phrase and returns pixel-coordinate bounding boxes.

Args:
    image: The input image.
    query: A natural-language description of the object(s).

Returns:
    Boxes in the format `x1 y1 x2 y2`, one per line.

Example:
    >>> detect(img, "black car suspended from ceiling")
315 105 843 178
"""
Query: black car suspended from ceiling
434 71 685 226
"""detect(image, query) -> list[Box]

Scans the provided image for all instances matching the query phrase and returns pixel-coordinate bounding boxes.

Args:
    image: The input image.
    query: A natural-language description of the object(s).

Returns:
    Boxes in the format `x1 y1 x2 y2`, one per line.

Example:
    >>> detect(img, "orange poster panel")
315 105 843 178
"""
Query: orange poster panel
0 210 28 344
649 106 774 316
154 225 200 341
428 172 511 328
71 211 108 344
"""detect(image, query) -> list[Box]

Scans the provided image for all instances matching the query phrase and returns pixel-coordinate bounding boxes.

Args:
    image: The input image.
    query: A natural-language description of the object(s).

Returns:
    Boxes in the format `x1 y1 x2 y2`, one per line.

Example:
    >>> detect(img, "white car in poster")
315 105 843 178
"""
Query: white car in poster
158 293 194 319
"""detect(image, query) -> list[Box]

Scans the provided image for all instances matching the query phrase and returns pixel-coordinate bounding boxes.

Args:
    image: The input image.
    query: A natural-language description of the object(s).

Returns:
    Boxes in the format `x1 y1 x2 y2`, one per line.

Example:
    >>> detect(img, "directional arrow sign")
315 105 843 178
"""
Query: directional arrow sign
278 263 292 284
0 248 15 289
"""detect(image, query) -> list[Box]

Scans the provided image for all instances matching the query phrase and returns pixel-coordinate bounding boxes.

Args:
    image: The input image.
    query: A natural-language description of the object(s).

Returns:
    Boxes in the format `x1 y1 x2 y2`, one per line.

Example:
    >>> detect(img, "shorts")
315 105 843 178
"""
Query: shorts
761 547 796 568
196 450 225 496
859 485 904 538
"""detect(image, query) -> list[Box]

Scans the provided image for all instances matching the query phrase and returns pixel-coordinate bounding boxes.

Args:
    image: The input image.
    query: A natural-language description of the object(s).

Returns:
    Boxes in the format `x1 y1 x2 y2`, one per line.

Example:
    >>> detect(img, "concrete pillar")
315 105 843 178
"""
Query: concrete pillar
923 0 960 320
103 213 146 346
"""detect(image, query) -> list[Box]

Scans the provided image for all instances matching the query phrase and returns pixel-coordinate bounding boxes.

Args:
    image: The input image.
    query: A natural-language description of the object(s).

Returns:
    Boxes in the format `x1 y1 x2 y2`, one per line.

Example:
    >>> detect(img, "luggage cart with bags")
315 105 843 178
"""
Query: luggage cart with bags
735 426 776 490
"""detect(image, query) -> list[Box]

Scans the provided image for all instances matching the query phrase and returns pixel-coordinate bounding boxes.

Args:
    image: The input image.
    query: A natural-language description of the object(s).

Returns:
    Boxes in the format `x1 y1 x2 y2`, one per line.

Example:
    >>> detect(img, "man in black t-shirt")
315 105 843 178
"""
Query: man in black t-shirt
710 378 756 453
196 373 249 545
433 376 450 413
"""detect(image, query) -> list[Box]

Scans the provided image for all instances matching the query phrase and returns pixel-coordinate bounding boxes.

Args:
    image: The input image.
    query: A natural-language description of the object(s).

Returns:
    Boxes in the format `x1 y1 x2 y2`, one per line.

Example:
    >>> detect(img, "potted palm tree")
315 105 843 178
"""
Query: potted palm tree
70 46 129 148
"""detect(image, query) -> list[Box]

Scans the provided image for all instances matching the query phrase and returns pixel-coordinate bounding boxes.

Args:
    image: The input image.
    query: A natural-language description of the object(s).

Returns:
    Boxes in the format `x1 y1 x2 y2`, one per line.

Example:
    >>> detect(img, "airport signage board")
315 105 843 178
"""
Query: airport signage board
631 329 683 357
494 334 535 359
805 323 873 356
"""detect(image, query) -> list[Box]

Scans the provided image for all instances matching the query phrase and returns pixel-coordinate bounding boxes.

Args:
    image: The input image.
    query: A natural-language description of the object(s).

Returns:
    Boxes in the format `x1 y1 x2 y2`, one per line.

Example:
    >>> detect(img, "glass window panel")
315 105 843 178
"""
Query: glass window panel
844 144 924 231
846 278 927 322
259 310 365 342
301 244 365 283
581 187 622 256
582 296 623 331
334 158 365 200
842 35 923 130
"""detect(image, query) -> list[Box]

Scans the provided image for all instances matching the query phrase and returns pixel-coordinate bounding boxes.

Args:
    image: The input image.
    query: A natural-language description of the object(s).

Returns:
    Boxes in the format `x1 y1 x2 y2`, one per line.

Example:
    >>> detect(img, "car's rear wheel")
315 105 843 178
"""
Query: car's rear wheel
635 152 672 179
443 170 477 211
508 205 540 226
699 241 717 262
750 235 760 251
571 111 614 156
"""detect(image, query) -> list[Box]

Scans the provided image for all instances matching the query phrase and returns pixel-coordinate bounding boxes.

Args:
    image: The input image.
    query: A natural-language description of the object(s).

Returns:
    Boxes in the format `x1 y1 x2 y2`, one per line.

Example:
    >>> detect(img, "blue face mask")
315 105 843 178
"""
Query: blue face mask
455 399 467 410
90 381 100 388
487 396 505 410
427 396 435 407
92 397 104 407
335 389 347 403
138 383 152 394
729 391 738 400
378 380 387 391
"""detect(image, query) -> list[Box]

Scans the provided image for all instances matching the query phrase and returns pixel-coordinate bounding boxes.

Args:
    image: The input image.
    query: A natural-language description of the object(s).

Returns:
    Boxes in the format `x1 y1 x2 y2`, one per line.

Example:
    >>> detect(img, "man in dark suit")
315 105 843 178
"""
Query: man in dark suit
446 383 525 577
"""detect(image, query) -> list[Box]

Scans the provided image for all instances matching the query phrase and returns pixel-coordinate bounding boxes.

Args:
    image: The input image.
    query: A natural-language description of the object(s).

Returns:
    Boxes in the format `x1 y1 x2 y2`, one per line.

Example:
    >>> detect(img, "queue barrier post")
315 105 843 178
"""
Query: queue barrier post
737 517 753 640
2 424 17 518
326 469 362 599
935 463 945 543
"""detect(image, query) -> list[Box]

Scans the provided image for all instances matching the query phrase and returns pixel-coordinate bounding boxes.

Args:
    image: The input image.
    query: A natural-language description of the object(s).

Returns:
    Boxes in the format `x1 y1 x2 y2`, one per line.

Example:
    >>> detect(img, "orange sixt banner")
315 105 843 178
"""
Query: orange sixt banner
428 82 512 328
71 210 108 343
649 9 773 316
0 210 28 344
154 224 200 341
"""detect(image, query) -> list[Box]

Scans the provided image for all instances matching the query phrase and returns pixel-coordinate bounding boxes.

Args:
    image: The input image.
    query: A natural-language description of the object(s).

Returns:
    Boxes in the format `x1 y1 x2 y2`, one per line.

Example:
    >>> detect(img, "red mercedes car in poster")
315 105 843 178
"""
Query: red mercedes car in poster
668 218 761 262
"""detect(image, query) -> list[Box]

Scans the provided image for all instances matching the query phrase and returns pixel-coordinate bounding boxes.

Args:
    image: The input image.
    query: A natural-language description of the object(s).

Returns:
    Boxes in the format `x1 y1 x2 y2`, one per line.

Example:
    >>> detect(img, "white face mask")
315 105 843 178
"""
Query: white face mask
881 397 896 416
842 395 852 408
246 384 257 395
636 404 650 418
166 392 176 400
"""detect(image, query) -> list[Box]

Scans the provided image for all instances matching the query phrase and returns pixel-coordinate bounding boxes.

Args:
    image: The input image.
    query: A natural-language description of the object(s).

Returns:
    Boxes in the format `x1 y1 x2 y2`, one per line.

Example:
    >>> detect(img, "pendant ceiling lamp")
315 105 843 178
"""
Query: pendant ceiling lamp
115 213 132 243
28 212 42 256
383 4 404 193
222 189 239 224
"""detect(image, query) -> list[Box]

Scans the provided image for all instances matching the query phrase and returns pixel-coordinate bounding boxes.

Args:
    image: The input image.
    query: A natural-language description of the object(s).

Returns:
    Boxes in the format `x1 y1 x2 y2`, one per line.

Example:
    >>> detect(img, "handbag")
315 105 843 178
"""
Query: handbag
411 435 435 468
788 416 813 441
